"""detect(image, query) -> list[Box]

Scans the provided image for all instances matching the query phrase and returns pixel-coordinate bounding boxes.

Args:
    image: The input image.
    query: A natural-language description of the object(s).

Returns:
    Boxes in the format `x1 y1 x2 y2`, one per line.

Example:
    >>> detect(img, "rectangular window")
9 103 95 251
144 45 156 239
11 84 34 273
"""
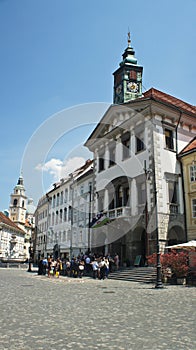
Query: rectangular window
190 165 196 182
165 128 174 150
55 211 59 224
136 132 145 153
168 181 178 214
122 132 130 159
109 144 116 167
64 208 67 222
64 189 68 203
98 153 105 172
168 182 177 204
68 206 72 221
73 209 77 223
138 183 146 204
192 199 196 218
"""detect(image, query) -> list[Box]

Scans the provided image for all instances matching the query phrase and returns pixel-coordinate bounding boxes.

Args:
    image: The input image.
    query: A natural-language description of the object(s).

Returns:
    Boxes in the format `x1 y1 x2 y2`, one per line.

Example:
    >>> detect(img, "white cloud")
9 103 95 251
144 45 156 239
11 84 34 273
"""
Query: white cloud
36 156 86 182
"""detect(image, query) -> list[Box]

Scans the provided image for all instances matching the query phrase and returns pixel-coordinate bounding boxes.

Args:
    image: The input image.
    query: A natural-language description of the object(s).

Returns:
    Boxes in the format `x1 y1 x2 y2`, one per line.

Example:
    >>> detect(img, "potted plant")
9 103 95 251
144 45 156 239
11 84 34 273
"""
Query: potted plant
147 251 189 285
169 251 189 284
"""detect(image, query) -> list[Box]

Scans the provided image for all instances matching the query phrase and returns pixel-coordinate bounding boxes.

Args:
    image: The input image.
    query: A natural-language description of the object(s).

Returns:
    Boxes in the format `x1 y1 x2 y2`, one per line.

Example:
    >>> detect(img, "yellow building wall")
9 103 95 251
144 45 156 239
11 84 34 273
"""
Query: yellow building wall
181 152 196 240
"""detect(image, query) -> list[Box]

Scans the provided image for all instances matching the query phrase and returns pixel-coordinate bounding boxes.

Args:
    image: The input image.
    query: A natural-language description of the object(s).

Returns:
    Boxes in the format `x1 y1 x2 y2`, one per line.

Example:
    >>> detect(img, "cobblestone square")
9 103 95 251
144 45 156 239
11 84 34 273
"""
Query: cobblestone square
0 268 195 350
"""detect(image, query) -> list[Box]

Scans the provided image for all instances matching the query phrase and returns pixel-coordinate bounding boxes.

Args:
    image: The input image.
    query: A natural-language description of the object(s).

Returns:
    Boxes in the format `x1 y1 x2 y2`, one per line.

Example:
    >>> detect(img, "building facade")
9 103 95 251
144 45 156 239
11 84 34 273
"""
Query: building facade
34 160 94 259
178 137 196 241
9 175 35 261
34 36 196 265
0 211 25 261
85 38 196 265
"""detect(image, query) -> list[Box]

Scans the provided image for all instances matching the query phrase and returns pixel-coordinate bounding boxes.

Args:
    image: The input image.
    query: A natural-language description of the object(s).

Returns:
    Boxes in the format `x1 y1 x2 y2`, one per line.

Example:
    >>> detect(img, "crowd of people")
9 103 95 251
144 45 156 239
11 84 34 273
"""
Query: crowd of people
38 253 120 280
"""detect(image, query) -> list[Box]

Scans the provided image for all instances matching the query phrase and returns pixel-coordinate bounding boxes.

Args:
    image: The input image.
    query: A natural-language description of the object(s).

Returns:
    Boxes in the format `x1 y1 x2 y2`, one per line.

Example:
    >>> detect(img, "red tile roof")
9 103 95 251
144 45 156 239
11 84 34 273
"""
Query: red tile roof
0 212 25 234
143 88 196 115
179 136 196 156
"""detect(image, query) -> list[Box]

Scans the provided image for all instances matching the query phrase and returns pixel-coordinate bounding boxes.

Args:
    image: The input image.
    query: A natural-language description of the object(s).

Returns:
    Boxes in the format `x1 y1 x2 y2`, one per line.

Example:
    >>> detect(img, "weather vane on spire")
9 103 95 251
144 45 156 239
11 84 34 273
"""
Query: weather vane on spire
127 30 131 47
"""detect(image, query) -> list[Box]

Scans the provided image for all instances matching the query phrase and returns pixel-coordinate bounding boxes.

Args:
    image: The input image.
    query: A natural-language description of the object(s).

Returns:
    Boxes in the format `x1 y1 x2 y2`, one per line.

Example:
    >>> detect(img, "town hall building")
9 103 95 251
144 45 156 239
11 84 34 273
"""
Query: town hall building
34 35 196 265
84 35 196 265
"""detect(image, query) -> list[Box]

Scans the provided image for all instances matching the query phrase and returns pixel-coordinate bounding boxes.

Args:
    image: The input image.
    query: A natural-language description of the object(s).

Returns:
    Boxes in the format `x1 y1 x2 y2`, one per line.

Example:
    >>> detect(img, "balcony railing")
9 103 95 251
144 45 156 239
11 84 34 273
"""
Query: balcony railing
103 207 131 219
169 203 178 214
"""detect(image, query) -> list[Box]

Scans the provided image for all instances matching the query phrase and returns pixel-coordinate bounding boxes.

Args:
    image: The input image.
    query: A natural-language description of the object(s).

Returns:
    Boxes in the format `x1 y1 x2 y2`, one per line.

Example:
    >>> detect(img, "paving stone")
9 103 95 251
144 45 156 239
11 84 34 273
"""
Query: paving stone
0 268 195 350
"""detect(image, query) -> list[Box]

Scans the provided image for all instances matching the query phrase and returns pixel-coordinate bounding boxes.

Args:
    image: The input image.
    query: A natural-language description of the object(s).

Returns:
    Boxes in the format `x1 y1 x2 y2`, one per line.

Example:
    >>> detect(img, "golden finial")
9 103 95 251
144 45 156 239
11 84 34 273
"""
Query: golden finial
127 30 131 47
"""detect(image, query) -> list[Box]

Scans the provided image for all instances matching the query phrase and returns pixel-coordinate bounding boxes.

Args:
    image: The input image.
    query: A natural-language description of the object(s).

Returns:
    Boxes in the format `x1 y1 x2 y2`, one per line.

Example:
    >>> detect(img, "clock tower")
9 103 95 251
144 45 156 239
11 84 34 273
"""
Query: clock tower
113 33 143 104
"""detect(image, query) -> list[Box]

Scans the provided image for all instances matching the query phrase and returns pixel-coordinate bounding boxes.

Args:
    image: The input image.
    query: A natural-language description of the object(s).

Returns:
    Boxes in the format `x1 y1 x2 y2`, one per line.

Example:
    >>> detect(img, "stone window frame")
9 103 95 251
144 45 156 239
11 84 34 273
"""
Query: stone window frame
192 198 196 218
98 149 105 172
162 122 176 152
108 141 116 167
135 127 145 154
190 164 196 182
121 131 131 160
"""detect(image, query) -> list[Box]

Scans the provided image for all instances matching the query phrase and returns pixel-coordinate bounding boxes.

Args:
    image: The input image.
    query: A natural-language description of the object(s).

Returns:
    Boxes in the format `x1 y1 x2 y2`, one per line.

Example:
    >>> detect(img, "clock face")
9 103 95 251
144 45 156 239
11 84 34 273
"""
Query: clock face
127 81 138 93
115 84 122 95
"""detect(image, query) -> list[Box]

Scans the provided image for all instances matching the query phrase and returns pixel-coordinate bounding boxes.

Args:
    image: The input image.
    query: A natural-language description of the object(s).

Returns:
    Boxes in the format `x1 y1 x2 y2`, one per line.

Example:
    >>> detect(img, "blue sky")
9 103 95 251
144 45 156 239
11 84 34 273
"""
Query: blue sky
0 0 195 211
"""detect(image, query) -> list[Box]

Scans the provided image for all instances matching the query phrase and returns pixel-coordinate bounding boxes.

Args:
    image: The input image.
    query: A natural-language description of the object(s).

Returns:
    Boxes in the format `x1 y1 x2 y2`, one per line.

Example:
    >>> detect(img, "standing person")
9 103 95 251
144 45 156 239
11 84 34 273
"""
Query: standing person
66 259 71 277
38 258 43 275
47 256 52 277
50 258 56 277
42 257 48 276
56 258 61 278
85 255 91 275
107 254 114 272
105 257 110 278
91 259 99 279
99 257 106 280
78 260 85 278
114 253 120 270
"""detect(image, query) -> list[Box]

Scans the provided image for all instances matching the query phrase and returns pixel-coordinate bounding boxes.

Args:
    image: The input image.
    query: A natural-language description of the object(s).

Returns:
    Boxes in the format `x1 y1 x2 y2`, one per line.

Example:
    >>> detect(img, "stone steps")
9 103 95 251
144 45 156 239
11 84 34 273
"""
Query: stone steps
109 267 156 283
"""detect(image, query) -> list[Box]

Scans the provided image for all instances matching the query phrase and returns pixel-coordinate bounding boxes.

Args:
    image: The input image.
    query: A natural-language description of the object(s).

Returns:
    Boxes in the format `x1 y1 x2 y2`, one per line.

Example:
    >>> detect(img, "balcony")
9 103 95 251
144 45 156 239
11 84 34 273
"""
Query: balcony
169 203 178 214
104 207 131 219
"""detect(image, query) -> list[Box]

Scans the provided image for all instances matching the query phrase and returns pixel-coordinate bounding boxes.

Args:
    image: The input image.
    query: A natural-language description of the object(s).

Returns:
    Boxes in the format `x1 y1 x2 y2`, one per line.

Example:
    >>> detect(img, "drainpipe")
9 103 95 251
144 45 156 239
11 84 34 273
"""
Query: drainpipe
175 111 188 242
178 157 188 242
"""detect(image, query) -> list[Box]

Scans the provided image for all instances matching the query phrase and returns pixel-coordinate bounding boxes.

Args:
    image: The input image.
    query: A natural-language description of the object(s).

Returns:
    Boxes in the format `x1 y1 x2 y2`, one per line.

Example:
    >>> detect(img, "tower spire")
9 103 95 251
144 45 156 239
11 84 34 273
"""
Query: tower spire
127 31 131 47
113 34 143 104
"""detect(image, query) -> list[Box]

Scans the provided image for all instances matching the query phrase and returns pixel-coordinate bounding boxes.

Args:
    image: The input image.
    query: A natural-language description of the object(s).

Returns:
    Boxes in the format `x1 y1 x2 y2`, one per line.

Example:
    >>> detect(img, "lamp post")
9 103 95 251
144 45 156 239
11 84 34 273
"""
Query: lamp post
27 238 33 272
88 182 92 254
144 160 163 288
70 176 74 259
154 175 163 289
144 160 150 259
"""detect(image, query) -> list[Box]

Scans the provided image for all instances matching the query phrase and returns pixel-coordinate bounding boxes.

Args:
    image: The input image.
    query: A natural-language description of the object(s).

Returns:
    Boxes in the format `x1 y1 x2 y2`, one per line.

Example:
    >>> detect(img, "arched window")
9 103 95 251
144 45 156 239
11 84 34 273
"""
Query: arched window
13 199 17 206
64 208 67 221
22 200 24 208
60 209 63 223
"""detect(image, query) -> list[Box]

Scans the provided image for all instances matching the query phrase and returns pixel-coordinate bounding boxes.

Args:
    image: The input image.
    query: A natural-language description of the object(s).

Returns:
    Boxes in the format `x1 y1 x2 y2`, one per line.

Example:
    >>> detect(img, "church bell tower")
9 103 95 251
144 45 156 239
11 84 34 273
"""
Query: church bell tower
9 174 27 229
113 33 143 104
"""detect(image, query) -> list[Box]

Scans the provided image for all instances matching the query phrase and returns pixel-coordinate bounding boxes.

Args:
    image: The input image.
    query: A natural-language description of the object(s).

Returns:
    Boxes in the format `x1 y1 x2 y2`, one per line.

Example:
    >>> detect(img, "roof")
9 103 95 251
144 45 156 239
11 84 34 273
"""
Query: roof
143 88 196 116
85 88 196 148
0 212 25 234
178 136 196 157
71 159 93 179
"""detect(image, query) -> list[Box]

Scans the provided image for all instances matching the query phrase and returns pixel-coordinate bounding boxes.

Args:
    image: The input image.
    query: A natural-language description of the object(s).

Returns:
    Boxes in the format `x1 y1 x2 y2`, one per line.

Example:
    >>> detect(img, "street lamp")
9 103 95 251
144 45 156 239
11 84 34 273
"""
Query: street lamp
70 175 74 259
27 238 33 272
144 160 163 288
88 182 92 254
154 183 163 289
